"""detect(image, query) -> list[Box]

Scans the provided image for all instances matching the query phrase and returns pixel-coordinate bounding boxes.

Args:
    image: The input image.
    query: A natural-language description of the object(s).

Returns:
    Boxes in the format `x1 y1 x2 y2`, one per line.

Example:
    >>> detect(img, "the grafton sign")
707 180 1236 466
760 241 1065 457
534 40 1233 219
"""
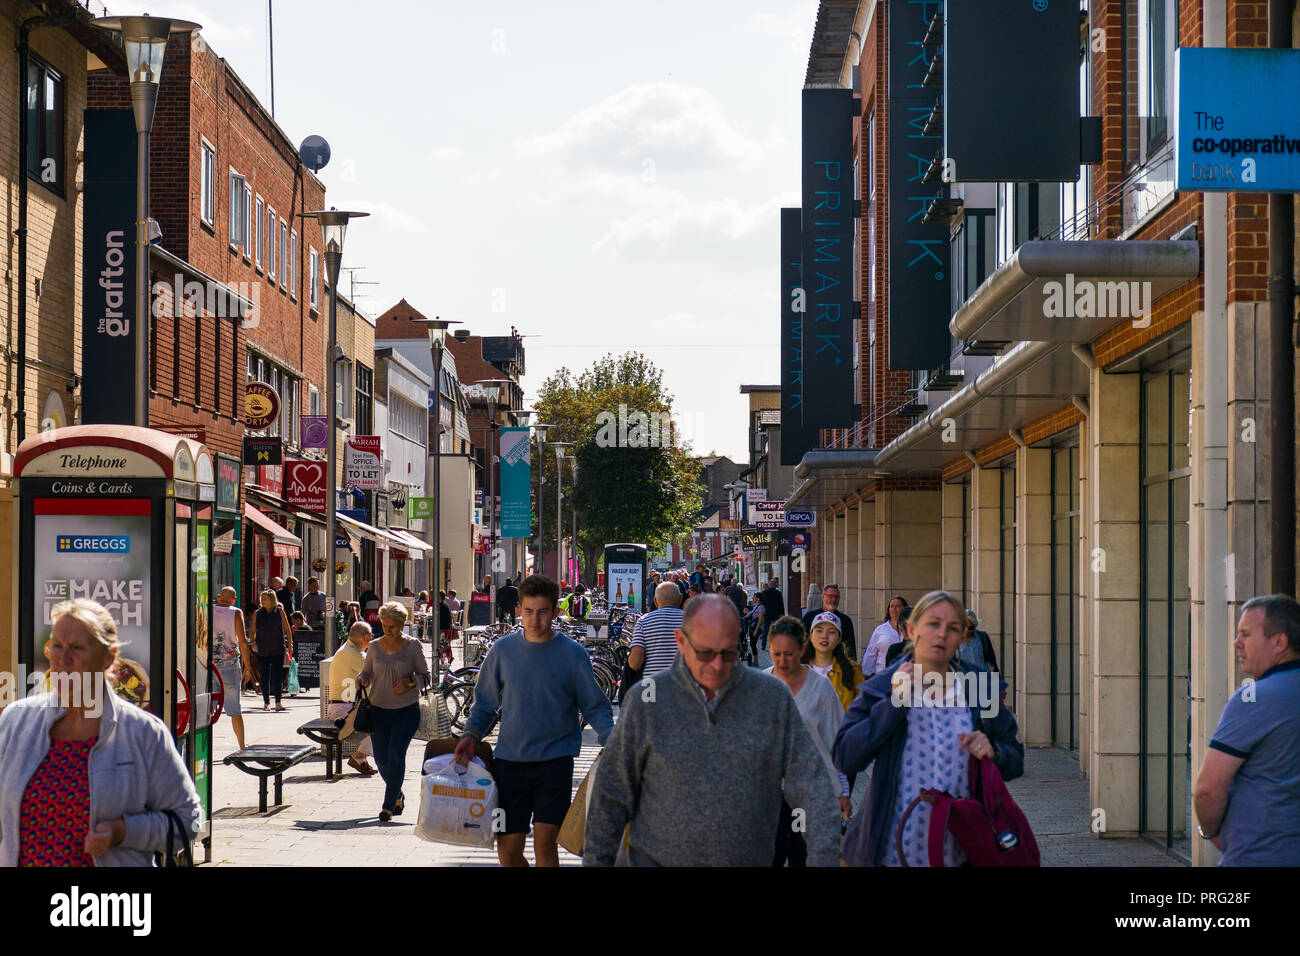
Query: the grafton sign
1175 48 1300 192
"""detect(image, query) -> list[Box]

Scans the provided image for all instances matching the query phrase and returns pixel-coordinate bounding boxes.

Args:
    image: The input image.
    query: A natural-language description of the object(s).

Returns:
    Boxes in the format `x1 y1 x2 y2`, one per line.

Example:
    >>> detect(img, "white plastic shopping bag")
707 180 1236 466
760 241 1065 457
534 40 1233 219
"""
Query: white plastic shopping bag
414 754 499 847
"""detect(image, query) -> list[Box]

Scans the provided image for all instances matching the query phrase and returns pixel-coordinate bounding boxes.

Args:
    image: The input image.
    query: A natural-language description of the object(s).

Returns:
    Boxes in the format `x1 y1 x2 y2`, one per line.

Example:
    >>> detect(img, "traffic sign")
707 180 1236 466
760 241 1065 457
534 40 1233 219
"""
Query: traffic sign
784 508 816 527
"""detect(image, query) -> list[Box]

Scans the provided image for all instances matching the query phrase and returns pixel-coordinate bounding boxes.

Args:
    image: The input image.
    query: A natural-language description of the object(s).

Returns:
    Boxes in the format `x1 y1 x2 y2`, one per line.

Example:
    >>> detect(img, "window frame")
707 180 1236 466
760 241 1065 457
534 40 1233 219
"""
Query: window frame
200 139 216 227
267 208 277 281
254 195 264 270
228 169 248 250
289 230 298 299
26 54 65 194
279 220 288 292
309 248 320 311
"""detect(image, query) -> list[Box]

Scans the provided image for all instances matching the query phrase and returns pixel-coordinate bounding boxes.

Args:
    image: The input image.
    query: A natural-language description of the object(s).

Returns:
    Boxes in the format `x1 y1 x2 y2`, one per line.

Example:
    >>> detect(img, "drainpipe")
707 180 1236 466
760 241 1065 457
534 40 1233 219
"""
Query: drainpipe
1269 0 1296 596
16 9 77 445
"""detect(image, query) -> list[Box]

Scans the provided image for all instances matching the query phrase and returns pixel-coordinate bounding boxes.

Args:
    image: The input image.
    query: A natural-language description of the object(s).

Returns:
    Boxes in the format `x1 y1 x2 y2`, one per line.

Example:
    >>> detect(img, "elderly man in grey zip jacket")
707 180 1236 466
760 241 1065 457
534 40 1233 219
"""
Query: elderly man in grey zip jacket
0 685 201 867
584 594 841 866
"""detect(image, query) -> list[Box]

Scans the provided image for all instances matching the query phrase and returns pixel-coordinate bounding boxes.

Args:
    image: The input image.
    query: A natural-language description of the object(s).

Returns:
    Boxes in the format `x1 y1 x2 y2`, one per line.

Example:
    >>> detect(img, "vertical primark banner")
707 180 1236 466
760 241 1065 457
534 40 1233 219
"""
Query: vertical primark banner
498 426 532 538
82 109 139 424
781 207 817 465
888 0 951 370
800 88 856 430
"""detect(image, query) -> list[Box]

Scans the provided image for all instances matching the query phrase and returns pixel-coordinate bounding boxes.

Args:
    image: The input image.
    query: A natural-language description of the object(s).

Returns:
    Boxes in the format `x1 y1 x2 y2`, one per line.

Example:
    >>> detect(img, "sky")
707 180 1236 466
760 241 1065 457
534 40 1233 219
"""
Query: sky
115 0 820 462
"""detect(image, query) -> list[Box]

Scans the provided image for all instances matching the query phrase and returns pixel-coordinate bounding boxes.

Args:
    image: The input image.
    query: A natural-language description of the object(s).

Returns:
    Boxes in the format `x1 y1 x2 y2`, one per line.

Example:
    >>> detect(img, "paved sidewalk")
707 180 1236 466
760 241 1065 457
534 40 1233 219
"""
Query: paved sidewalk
202 646 1184 867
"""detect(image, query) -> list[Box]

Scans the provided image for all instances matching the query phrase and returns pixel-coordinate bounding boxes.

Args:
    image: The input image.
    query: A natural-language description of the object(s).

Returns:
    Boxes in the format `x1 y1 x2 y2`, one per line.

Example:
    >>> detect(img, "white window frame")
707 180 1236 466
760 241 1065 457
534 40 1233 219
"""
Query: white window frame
228 169 248 250
200 140 215 226
309 248 319 310
289 230 298 299
254 196 264 269
267 208 277 281
279 220 288 291
244 186 253 261
309 384 320 417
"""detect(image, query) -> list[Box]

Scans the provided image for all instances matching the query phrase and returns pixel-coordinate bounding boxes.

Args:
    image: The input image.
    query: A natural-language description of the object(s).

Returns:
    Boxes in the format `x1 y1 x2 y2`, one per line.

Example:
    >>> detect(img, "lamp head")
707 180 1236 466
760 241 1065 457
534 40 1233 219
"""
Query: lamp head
301 207 369 257
94 15 201 86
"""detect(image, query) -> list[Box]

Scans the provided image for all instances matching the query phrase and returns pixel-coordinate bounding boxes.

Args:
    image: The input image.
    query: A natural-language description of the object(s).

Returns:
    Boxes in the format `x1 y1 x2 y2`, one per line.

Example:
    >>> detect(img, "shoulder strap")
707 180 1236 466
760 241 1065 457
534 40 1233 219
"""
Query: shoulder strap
926 796 952 867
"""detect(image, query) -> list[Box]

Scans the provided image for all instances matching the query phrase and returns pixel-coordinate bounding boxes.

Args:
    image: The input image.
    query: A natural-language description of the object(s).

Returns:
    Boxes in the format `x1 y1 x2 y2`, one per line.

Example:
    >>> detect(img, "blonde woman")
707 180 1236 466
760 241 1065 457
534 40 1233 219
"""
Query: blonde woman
355 601 430 821
833 590 1024 867
251 589 293 711
0 599 201 866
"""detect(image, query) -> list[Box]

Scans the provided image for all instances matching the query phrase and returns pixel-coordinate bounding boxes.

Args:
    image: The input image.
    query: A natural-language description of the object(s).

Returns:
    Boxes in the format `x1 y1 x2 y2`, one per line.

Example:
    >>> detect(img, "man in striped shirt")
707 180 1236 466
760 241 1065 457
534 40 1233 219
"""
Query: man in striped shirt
627 582 685 678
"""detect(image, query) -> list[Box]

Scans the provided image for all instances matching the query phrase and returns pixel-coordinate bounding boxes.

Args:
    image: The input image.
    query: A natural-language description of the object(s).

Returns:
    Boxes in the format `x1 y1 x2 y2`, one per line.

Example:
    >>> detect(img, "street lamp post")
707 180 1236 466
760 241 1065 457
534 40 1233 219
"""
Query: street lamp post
478 379 512 602
409 316 452 615
527 422 552 575
566 455 578 586
549 442 573 585
302 208 368 653
93 14 201 426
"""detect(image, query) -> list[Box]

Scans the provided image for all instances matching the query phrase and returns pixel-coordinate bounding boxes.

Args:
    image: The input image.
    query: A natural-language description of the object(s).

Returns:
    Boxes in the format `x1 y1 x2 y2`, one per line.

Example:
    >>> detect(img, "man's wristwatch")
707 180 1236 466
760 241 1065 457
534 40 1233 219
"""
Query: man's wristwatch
1197 824 1218 840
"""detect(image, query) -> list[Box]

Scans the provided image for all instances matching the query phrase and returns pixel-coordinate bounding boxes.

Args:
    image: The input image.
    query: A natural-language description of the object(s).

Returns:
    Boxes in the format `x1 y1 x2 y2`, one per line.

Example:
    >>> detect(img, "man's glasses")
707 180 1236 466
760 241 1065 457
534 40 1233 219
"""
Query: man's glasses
681 630 738 663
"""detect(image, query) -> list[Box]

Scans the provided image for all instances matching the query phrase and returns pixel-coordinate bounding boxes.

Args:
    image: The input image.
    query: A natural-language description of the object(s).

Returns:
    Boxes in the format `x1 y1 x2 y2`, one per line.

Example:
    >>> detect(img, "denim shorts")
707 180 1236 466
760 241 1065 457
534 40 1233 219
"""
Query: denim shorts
215 661 243 716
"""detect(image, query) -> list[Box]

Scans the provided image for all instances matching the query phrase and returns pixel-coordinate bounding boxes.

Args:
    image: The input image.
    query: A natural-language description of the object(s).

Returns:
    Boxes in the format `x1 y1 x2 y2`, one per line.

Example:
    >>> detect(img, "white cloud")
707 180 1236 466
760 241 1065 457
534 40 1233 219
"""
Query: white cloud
426 145 466 164
736 2 820 57
517 81 763 173
330 198 429 237
591 190 797 262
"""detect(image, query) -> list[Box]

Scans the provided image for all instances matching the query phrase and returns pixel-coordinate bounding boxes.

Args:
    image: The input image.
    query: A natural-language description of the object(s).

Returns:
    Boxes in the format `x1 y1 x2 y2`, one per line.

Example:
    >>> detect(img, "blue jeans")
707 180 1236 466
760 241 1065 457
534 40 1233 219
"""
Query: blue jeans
370 703 419 811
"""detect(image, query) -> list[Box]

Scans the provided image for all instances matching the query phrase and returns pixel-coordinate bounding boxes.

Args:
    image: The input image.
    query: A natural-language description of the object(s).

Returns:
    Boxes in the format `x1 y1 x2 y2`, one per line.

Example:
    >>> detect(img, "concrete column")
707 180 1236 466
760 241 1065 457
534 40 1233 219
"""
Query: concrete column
1077 416 1092 770
859 497 876 628
1017 443 1053 746
875 486 941 610
970 465 1003 669
1087 368 1143 837
941 479 967 602
846 505 860 644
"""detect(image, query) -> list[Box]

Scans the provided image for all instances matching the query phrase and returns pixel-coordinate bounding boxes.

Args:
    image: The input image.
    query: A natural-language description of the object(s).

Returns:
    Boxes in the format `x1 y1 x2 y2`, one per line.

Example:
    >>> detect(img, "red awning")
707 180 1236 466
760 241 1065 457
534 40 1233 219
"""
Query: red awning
243 503 302 558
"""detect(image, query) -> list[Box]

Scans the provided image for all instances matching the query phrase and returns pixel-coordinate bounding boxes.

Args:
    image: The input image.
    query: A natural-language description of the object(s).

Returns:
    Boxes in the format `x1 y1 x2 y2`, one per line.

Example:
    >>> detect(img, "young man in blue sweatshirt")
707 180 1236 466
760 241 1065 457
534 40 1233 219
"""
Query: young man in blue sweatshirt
454 574 614 866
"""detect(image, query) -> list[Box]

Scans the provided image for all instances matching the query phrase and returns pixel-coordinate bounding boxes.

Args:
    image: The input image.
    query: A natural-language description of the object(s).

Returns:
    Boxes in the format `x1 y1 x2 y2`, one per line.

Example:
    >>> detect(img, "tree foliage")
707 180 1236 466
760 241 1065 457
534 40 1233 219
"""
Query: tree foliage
533 352 701 583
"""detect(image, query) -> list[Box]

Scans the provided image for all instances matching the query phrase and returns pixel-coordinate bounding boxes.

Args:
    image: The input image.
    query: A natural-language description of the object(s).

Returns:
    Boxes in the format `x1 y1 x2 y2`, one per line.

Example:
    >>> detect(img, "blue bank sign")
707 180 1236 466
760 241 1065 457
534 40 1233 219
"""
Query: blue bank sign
1175 47 1300 192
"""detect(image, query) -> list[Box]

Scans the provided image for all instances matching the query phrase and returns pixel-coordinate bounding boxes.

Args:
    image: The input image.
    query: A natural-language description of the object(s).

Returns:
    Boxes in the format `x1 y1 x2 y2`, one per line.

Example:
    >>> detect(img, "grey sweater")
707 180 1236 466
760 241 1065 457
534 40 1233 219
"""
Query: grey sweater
583 656 841 866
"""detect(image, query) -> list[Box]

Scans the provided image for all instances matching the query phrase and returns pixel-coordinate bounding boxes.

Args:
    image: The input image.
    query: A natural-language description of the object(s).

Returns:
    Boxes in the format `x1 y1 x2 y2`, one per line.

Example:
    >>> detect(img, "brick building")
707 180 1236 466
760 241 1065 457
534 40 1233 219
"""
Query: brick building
785 0 1300 865
0 0 123 667
88 30 331 604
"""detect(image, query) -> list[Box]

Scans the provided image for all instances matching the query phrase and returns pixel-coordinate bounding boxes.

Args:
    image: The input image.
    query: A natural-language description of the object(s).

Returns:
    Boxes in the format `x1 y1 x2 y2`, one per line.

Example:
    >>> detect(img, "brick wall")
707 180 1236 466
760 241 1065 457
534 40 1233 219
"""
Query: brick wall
89 32 331 459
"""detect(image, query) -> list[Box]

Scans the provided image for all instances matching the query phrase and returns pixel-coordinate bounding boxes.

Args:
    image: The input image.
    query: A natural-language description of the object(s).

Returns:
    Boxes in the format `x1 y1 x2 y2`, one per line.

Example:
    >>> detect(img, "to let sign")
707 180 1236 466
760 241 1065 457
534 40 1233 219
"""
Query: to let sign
285 460 327 511
752 501 787 529
345 436 382 490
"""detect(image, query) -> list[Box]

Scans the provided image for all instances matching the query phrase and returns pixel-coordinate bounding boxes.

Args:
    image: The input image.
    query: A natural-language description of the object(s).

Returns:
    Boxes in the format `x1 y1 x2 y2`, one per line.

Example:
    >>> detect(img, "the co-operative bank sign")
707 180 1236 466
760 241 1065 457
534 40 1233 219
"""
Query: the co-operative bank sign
1175 48 1300 192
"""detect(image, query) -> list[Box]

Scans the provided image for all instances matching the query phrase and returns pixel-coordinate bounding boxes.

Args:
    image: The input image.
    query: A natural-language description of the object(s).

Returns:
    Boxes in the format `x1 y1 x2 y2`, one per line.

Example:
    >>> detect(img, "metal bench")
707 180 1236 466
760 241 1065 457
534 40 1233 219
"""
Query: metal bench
222 744 316 812
297 718 343 778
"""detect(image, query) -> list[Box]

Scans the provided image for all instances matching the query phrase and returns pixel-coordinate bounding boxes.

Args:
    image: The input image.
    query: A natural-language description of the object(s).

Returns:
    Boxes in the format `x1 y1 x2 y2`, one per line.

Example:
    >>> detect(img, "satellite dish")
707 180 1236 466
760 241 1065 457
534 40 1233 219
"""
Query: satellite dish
299 135 331 172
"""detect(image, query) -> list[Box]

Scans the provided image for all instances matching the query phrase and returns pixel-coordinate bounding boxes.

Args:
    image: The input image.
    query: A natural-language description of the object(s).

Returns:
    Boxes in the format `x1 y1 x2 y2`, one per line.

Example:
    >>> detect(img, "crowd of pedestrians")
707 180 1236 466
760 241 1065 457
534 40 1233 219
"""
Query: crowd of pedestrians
4 569 1298 869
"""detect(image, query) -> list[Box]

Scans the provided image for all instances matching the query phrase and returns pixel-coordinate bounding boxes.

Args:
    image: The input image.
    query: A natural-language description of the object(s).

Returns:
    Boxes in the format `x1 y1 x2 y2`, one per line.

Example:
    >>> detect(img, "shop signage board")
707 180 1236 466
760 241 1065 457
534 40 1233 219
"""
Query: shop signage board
742 530 774 550
410 497 435 519
1175 48 1300 192
752 500 787 529
285 460 327 511
215 455 240 512
344 436 382 490
784 508 816 527
780 207 818 465
243 436 281 467
244 382 280 430
80 110 138 427
300 416 329 449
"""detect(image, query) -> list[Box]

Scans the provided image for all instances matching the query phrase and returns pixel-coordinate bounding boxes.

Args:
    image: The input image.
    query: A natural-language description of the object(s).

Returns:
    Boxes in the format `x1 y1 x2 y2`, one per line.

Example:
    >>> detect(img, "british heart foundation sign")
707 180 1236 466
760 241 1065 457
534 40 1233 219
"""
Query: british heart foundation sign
285 459 327 511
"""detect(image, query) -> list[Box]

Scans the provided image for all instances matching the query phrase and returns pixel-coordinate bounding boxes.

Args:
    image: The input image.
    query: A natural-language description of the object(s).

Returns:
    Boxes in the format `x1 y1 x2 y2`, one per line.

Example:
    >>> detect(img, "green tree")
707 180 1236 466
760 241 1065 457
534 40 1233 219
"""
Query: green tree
534 352 701 584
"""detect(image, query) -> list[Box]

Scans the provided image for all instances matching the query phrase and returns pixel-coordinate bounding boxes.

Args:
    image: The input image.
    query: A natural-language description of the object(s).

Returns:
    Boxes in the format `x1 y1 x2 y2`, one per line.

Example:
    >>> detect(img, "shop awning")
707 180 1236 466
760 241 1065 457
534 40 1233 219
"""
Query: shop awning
243 503 302 558
387 528 432 553
950 239 1201 343
336 512 404 550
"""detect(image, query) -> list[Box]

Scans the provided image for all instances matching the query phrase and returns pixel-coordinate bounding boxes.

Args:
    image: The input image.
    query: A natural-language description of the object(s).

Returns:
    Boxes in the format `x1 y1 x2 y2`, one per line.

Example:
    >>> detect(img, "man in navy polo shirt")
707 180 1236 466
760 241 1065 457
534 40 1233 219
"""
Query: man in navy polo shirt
1193 594 1300 865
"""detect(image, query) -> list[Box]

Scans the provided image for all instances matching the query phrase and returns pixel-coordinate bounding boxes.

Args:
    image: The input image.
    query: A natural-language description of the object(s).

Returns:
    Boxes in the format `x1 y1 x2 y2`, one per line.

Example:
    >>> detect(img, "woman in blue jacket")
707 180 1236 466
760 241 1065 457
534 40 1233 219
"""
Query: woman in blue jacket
834 590 1024 867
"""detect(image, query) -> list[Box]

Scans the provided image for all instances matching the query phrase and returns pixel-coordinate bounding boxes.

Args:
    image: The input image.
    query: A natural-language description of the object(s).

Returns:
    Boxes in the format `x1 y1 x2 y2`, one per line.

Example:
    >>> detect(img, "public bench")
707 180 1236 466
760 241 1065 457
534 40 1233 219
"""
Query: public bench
296 718 344 778
222 744 316 812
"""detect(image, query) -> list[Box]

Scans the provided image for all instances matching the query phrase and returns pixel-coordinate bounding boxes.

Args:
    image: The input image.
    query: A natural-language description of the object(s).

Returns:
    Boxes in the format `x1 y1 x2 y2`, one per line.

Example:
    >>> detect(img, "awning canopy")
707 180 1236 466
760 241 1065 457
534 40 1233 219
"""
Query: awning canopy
387 528 432 553
950 239 1200 343
243 503 302 558
336 512 404 550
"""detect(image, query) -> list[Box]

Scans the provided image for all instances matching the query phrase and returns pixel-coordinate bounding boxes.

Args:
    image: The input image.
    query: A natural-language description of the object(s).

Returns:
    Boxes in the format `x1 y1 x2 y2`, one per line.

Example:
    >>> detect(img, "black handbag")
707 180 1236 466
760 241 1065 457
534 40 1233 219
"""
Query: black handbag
617 663 643 705
352 686 376 734
155 810 195 868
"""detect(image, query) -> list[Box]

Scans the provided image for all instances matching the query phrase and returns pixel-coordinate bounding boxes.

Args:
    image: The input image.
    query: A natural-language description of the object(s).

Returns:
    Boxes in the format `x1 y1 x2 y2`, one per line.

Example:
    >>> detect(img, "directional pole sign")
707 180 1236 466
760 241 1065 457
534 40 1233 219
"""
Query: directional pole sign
752 500 787 530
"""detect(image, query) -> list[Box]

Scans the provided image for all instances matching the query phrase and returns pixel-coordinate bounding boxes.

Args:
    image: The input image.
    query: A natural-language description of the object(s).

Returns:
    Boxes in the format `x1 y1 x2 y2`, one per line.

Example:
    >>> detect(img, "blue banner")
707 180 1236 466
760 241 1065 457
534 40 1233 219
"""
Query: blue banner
498 427 532 538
